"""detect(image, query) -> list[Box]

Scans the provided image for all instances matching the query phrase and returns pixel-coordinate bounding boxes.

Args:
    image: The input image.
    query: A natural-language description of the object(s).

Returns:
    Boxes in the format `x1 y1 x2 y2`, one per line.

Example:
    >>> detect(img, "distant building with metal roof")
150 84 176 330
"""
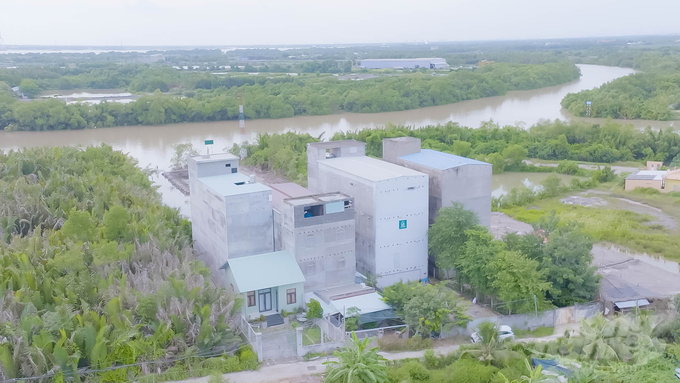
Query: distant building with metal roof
360 58 449 70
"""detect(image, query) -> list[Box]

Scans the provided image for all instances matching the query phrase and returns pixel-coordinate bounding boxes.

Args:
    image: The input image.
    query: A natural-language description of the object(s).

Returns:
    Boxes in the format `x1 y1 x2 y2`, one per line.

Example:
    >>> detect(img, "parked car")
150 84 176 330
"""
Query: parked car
471 325 514 343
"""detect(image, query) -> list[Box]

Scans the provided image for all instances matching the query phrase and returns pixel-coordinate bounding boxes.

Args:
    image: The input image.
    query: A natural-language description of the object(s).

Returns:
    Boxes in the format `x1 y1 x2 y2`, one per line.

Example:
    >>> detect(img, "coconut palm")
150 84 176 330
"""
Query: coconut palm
462 322 521 366
323 332 388 383
497 359 560 383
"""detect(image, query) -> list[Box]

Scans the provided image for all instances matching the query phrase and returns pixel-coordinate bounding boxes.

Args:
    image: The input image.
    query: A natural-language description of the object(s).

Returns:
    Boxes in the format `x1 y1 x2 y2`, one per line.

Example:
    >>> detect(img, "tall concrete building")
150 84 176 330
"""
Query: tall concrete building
307 141 429 287
383 137 492 227
271 183 313 251
188 153 274 270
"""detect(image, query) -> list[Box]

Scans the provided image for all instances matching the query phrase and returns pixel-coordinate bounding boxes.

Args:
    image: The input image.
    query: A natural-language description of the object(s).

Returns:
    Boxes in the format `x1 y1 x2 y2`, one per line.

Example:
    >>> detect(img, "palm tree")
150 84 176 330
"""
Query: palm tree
568 365 603 383
497 359 560 383
323 332 388 383
462 322 521 366
570 314 632 362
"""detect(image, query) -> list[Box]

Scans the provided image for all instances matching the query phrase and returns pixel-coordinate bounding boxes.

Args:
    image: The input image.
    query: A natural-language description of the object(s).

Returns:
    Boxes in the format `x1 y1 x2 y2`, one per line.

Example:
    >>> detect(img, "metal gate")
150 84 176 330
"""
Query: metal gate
260 329 298 363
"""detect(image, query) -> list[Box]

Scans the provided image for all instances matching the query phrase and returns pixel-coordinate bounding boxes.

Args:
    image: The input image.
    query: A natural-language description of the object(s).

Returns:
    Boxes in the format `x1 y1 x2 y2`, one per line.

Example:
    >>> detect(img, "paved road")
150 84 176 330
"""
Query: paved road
179 324 579 383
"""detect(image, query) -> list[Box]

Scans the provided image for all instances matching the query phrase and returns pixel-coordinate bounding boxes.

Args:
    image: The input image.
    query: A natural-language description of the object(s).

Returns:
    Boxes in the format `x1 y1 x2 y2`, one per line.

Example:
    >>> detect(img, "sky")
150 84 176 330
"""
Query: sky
1 0 679 46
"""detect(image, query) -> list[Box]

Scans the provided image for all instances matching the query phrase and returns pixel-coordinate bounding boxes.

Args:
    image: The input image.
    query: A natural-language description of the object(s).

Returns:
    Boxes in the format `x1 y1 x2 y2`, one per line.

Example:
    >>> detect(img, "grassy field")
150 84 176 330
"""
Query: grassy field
501 197 680 261
513 326 554 338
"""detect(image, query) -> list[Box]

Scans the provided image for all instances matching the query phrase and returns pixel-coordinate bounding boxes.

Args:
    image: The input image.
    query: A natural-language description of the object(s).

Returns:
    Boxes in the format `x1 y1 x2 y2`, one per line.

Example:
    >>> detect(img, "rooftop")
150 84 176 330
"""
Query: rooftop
308 140 366 149
400 149 489 170
198 173 270 197
270 183 312 212
319 156 426 182
666 169 680 180
191 152 239 164
625 170 666 181
286 192 351 207
224 250 305 292
361 58 447 63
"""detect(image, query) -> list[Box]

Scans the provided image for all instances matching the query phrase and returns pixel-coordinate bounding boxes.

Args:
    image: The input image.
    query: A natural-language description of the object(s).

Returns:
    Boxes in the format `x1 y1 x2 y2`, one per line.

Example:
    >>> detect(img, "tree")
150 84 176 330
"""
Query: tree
170 143 199 170
60 210 96 242
503 144 528 168
541 229 600 307
403 284 469 337
344 307 361 332
570 314 633 362
19 79 41 98
453 141 472 157
429 203 479 275
557 160 580 175
324 332 388 383
307 299 323 319
540 175 562 198
462 322 521 366
456 226 503 297
381 281 416 315
491 251 551 314
488 153 506 174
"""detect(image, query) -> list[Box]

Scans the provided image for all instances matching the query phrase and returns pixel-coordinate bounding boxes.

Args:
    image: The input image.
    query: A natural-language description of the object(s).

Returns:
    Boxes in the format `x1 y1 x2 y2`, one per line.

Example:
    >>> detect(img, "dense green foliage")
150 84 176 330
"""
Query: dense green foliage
429 206 600 311
0 146 248 381
0 62 579 131
382 312 679 383
324 332 389 383
562 51 680 120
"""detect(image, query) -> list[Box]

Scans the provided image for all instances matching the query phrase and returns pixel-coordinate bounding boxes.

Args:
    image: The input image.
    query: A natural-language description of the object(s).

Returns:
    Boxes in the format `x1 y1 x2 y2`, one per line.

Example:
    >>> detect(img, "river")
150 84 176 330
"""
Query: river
0 64 669 215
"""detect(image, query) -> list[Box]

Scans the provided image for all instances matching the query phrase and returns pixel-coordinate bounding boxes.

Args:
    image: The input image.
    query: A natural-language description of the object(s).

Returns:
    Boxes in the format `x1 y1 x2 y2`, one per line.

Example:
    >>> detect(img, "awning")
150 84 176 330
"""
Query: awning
330 292 391 315
615 299 650 309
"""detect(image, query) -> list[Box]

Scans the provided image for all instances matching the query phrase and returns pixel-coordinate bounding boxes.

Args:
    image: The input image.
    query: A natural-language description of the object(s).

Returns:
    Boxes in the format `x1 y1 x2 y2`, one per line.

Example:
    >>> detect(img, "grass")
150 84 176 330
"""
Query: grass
501 198 680 261
527 158 644 168
303 327 321 346
513 326 554 338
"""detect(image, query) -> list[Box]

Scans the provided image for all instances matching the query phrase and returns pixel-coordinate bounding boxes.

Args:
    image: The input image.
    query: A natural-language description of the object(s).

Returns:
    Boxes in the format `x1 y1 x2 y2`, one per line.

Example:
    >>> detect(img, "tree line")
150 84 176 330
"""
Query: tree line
0 61 580 131
562 50 680 120
0 146 255 382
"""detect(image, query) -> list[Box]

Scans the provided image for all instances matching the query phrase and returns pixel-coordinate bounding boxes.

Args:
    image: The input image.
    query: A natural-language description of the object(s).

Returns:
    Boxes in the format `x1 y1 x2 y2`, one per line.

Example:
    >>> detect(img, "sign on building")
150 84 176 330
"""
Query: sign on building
399 220 407 230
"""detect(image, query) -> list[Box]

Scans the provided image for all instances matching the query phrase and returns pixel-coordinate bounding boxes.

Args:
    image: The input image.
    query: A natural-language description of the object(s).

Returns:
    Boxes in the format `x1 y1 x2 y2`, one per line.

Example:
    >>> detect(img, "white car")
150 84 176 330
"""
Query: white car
470 325 515 343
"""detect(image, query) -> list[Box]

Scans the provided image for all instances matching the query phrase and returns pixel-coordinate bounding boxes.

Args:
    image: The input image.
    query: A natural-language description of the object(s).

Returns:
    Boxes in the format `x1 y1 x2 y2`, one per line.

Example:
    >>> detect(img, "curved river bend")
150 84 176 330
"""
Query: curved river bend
2 64 670 215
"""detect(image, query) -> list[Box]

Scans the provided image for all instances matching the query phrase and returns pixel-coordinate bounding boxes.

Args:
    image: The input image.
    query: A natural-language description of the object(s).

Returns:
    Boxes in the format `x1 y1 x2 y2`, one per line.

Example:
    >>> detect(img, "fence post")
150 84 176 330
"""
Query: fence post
296 326 304 357
255 332 263 362
533 295 538 316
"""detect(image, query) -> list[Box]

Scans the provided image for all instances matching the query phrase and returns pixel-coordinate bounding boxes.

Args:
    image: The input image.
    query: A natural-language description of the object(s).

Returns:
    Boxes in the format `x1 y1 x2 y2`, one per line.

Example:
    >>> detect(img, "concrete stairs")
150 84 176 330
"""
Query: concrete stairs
266 313 284 327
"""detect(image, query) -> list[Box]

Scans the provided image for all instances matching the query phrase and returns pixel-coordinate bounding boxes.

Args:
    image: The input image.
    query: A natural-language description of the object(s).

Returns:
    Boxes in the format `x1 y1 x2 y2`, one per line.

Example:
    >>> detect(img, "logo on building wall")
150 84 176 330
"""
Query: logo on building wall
399 220 407 230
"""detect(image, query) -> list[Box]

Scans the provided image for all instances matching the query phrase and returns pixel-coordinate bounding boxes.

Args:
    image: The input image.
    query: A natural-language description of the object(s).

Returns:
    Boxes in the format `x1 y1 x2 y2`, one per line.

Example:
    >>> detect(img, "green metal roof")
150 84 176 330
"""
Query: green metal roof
224 251 305 292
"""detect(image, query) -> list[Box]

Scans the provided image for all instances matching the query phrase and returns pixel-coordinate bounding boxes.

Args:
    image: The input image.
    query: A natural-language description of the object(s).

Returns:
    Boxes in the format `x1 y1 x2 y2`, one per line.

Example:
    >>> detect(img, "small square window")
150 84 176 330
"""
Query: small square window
247 291 256 307
287 288 296 304
307 262 316 276
231 168 237 173
338 257 346 269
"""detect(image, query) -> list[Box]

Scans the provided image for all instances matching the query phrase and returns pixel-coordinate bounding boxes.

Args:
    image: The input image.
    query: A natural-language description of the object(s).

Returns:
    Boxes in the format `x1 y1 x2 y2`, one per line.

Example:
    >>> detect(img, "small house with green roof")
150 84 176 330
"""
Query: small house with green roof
223 250 306 320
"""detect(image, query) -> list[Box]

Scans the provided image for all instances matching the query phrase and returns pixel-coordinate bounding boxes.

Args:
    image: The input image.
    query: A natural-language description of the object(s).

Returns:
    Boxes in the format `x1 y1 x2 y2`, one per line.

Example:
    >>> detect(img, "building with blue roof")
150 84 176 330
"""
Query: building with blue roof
383 137 492 228
188 153 274 271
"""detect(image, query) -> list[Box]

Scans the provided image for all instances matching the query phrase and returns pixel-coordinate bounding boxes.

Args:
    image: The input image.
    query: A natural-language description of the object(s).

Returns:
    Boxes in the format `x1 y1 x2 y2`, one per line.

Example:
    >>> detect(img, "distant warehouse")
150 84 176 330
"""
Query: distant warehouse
359 58 449 70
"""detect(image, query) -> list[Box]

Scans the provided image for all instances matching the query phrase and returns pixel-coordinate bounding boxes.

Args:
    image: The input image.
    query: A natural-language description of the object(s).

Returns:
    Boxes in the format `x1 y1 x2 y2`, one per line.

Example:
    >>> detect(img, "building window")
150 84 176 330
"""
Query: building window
336 228 345 241
306 234 315 248
338 257 346 269
287 288 296 304
675 185 679 191
231 168 237 173
247 291 256 307
307 262 316 276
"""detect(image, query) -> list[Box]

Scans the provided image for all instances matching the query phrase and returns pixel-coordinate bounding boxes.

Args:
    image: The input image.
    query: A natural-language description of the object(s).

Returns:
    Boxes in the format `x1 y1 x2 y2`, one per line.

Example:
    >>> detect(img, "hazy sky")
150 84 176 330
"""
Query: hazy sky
1 0 679 46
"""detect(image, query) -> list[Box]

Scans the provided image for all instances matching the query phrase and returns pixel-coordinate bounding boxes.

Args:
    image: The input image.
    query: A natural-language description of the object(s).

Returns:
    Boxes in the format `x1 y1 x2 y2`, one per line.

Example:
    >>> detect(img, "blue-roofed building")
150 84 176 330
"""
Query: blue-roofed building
188 153 274 271
383 137 492 228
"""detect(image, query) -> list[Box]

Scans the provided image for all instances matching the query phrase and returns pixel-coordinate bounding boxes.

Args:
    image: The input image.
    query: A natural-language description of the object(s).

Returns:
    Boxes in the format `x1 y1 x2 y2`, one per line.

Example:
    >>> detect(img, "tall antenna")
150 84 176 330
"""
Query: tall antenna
238 92 245 134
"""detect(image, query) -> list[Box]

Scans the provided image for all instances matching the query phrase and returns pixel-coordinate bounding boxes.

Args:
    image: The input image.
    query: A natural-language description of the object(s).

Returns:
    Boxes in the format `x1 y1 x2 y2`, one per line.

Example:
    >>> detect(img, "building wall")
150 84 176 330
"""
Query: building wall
189 169 229 271
383 137 421 163
226 267 304 319
373 176 429 287
273 209 283 251
624 179 662 191
441 165 492 227
315 166 428 287
307 142 365 193
665 179 680 192
282 201 356 291
225 191 274 259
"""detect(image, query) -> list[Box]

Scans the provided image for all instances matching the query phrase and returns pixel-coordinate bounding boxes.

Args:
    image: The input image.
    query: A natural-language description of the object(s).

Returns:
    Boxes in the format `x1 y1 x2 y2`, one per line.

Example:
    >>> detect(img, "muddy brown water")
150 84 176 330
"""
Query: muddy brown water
3 64 672 216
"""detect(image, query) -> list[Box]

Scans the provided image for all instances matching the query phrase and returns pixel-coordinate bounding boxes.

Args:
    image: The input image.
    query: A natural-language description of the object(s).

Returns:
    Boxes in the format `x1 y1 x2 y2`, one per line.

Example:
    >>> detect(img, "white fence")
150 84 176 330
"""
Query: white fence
442 302 603 338
347 324 409 340
236 314 263 362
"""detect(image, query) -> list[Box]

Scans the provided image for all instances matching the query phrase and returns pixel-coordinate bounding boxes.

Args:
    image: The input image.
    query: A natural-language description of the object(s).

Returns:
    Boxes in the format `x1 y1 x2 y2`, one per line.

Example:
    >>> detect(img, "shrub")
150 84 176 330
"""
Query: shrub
237 347 259 370
632 187 661 195
557 160 580 175
446 359 499 383
306 299 323 319
402 360 431 382
378 335 433 352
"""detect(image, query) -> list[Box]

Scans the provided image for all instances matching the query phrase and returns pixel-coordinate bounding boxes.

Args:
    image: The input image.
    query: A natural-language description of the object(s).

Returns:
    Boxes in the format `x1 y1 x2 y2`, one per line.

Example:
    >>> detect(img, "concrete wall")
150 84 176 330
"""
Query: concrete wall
273 209 283 251
441 165 492 227
625 179 662 191
665 179 680 192
307 141 365 193
282 201 356 291
224 190 274 260
383 137 421 163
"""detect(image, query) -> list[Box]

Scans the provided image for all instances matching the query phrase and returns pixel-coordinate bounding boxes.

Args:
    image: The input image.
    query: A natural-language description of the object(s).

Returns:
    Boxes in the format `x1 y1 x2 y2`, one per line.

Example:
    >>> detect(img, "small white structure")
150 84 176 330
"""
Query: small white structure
359 58 449 70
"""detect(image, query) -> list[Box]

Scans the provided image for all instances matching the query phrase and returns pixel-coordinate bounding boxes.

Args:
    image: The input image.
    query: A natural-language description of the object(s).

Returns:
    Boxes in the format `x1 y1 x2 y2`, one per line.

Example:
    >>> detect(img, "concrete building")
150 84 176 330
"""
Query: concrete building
383 137 492 227
624 170 666 192
646 161 663 171
271 182 357 291
271 183 313 251
188 153 274 270
224 250 305 320
307 141 429 287
359 58 449 70
665 169 680 192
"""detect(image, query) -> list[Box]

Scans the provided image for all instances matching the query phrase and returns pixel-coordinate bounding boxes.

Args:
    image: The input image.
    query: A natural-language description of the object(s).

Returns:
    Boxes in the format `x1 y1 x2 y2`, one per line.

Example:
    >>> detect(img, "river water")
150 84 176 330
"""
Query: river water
1 64 672 215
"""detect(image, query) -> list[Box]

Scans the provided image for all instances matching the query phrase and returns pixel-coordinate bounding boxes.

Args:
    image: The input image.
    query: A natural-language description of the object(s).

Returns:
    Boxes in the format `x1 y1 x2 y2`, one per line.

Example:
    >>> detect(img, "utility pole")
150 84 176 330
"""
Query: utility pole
238 92 245 134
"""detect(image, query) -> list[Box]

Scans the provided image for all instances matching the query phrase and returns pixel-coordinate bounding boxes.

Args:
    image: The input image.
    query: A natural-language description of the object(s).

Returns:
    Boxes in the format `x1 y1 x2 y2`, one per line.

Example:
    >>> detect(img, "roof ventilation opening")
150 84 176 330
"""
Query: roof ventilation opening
325 149 336 159
248 175 256 184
